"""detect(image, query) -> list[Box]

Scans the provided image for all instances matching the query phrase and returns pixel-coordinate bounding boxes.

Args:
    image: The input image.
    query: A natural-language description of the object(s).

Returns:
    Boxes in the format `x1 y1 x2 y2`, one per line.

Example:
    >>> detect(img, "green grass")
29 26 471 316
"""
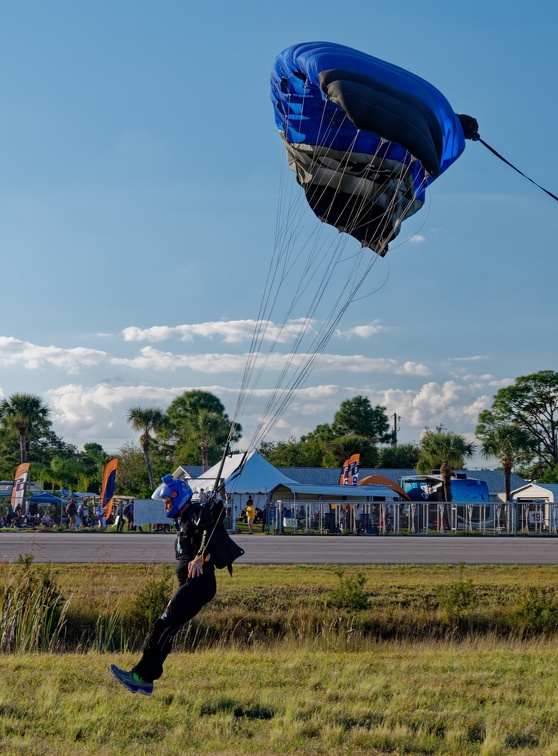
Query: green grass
2 640 558 754
4 561 558 653
3 562 558 752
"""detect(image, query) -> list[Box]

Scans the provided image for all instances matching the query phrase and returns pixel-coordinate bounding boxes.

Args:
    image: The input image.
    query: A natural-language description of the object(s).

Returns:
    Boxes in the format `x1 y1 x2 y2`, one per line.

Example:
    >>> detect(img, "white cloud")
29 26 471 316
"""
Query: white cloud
335 322 384 338
111 347 431 376
0 337 108 373
45 377 497 460
409 234 426 243
121 318 314 344
448 355 489 362
376 381 492 436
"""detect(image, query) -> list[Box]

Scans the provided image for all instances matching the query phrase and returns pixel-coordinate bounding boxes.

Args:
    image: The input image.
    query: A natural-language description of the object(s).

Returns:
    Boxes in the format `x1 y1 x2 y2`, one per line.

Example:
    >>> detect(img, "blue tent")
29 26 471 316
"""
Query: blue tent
27 492 65 504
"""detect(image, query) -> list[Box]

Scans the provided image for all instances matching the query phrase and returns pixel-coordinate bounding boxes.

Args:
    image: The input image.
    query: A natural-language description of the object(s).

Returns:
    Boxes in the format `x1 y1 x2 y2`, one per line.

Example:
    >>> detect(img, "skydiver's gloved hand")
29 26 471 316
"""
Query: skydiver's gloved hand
187 556 204 579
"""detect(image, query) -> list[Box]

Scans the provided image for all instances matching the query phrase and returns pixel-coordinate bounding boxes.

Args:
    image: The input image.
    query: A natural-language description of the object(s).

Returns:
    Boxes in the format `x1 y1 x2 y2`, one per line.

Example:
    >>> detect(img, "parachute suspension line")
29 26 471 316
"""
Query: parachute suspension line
236 133 344 416
234 90 317 424
251 246 379 450
248 137 381 448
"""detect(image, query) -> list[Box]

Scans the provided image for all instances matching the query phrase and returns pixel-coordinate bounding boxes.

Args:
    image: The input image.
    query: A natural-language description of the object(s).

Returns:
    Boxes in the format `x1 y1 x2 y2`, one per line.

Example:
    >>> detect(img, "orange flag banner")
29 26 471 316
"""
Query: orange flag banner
11 463 30 513
339 453 360 485
100 458 119 519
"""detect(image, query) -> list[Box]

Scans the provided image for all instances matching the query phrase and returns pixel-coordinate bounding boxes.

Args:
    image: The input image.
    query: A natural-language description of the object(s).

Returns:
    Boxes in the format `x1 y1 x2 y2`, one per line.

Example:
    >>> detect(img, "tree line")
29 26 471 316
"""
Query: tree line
0 370 557 500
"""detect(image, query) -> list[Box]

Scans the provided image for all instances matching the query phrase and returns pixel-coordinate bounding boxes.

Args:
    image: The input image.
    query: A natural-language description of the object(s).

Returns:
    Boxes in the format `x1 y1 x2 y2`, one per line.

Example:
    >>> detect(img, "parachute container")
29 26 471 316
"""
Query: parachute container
271 42 474 255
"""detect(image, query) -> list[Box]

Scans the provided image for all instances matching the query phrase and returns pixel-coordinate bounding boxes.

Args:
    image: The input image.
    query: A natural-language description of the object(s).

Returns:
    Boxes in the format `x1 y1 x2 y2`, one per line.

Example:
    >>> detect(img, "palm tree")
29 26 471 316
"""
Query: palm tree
478 423 531 501
50 456 85 492
126 406 164 488
416 426 475 503
185 409 230 471
0 393 51 463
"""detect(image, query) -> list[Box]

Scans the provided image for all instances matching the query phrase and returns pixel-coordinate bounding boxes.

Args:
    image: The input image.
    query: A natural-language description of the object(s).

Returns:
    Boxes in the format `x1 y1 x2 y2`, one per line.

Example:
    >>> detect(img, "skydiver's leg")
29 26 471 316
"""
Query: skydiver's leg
131 568 216 683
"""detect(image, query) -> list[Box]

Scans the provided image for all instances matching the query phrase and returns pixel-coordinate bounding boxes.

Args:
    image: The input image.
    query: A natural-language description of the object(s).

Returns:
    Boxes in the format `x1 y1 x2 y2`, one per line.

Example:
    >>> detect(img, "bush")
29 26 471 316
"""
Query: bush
435 563 478 615
128 565 174 630
512 587 558 635
324 569 370 611
0 554 67 652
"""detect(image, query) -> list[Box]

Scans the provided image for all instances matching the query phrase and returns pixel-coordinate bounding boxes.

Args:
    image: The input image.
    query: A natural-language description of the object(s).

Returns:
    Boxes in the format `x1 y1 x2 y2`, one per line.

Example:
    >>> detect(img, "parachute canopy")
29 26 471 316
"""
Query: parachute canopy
271 41 476 255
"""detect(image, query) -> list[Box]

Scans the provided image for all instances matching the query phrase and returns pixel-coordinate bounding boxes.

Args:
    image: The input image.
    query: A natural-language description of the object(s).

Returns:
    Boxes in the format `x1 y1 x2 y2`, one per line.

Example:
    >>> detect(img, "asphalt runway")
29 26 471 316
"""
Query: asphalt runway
2 532 558 564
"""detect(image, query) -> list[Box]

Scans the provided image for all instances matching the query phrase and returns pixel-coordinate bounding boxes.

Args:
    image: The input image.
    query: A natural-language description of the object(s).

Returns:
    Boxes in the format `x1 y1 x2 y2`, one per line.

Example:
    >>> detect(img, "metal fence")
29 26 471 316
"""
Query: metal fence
267 499 558 535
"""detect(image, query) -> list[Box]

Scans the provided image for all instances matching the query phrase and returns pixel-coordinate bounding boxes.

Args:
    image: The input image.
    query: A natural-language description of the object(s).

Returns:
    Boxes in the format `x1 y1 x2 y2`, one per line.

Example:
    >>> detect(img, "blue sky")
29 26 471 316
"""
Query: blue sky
0 1 556 468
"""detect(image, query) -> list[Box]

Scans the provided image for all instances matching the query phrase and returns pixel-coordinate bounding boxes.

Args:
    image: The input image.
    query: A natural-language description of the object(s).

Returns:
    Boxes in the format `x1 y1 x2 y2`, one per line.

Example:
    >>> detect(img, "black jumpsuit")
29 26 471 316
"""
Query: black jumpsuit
132 503 217 683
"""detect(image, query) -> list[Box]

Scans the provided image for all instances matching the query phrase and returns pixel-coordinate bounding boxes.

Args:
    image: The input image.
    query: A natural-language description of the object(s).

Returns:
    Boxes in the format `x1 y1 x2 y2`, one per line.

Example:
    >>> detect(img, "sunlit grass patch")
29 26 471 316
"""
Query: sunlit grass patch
2 641 558 753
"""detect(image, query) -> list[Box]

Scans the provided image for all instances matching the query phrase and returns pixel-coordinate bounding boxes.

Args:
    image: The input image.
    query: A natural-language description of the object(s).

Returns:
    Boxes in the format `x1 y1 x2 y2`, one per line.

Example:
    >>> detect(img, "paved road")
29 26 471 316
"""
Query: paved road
2 532 558 564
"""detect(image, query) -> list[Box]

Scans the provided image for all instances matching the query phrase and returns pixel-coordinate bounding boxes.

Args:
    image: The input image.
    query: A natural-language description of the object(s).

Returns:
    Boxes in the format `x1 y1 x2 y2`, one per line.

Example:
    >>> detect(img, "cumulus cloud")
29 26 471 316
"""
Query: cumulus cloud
378 380 492 434
409 234 426 244
0 337 108 373
45 376 497 460
121 318 314 344
335 322 384 338
45 381 344 452
111 347 430 376
448 355 489 362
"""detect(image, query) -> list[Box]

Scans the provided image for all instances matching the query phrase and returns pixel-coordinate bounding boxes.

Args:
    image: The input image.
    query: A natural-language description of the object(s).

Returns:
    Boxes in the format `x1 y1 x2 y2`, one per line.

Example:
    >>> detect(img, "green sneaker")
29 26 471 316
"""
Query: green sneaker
110 664 154 696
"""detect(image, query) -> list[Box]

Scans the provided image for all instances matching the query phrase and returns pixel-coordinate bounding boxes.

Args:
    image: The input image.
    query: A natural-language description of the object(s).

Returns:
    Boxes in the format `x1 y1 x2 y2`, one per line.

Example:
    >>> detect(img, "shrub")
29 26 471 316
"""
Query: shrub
128 565 174 630
324 569 370 611
436 563 478 615
512 586 558 635
0 554 67 652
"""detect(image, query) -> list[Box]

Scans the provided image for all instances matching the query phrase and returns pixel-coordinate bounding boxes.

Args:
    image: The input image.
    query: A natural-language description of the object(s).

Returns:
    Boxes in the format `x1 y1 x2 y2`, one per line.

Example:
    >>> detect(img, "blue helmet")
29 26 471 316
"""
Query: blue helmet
152 474 193 519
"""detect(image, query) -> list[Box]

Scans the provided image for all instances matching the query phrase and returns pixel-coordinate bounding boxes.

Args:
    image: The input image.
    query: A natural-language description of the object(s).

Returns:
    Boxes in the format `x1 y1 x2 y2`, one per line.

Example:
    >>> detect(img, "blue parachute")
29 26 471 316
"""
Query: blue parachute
271 42 477 255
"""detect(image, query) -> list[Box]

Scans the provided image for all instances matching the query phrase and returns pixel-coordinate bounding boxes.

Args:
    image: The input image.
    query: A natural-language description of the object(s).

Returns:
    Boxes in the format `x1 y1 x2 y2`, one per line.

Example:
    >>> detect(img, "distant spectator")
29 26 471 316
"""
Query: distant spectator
66 498 77 530
246 497 255 535
41 512 53 529
124 501 135 531
94 502 106 530
115 501 125 532
78 501 89 529
198 489 208 505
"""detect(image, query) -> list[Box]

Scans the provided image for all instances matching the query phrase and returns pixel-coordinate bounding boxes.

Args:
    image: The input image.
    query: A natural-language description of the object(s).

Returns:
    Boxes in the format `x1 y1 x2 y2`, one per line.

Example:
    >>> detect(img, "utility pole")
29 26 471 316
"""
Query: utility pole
392 413 401 446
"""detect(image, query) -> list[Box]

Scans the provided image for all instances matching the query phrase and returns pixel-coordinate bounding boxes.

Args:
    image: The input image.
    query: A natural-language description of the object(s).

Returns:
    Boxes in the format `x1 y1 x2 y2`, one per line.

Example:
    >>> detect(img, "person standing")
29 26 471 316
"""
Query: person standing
80 500 89 529
65 498 77 530
94 502 106 530
115 501 125 532
110 475 219 695
123 501 135 531
246 497 255 535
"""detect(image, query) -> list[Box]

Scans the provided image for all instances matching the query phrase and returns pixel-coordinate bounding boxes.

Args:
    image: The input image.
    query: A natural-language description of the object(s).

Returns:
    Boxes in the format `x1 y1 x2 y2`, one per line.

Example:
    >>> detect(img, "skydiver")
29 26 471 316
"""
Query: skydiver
109 474 218 695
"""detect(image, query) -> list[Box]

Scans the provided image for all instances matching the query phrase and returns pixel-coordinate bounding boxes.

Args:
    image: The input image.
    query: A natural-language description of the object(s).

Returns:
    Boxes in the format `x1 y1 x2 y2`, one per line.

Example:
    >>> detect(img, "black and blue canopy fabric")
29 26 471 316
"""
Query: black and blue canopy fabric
271 42 474 255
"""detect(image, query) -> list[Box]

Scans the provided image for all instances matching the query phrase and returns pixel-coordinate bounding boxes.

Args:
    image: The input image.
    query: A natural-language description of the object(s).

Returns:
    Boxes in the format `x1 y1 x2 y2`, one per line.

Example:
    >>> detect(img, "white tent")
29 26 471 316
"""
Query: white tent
177 452 400 527
176 451 300 516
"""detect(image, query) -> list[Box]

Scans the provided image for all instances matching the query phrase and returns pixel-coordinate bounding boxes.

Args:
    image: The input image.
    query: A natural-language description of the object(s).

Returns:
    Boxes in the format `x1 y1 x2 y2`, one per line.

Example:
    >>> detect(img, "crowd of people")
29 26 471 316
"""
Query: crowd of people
0 503 55 529
0 497 137 530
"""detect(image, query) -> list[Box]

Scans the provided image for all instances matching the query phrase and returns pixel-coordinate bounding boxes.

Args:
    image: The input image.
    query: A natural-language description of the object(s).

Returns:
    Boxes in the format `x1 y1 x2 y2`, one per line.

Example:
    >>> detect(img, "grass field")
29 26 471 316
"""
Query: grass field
2 562 558 753
2 641 558 754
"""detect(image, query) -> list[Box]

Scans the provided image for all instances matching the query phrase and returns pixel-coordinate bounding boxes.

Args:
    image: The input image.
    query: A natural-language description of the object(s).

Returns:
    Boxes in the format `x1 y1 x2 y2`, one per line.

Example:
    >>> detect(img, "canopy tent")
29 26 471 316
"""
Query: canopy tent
27 493 65 504
178 452 401 527
180 451 299 496
25 491 67 522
